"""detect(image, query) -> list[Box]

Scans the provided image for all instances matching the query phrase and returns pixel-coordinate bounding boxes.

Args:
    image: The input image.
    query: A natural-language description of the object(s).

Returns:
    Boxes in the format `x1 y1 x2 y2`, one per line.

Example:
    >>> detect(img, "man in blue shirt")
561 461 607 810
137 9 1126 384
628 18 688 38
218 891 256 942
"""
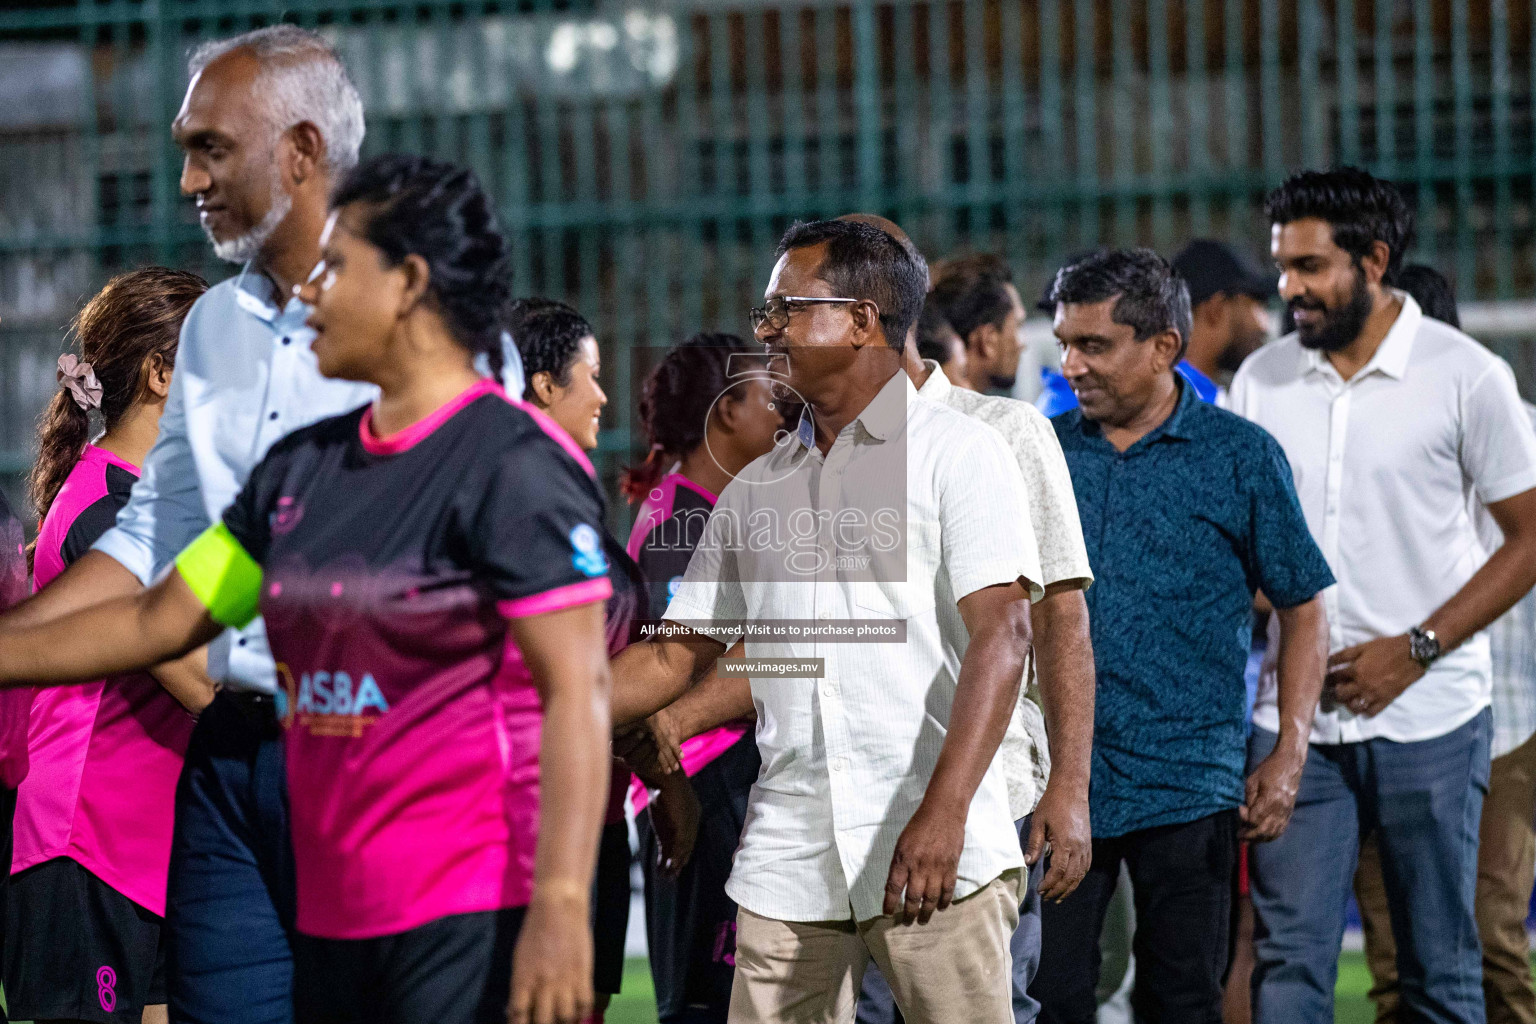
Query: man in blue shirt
1028 250 1334 1024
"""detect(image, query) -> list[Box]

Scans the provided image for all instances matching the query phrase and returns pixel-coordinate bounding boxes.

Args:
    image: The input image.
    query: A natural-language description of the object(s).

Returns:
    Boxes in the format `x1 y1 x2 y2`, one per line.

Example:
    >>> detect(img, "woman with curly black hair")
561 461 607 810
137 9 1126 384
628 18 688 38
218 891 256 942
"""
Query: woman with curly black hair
0 155 613 1024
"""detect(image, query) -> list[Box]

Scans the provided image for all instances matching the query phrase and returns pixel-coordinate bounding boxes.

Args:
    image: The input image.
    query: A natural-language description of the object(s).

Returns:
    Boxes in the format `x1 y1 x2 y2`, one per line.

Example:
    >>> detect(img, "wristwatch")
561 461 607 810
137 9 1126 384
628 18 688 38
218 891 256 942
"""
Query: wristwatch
1408 625 1442 669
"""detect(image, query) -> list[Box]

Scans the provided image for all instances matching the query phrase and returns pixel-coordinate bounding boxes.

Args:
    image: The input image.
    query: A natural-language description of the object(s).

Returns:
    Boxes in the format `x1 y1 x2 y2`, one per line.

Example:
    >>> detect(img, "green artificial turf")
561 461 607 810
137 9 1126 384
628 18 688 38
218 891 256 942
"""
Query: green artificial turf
0 951 1500 1023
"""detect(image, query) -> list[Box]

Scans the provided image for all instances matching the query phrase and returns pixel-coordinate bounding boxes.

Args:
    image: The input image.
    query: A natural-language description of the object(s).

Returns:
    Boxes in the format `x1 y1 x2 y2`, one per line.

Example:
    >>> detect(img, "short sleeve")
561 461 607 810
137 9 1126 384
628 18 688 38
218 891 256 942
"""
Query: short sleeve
1013 408 1092 589
1462 362 1536 506
466 434 613 618
60 492 130 567
662 482 748 644
938 422 1044 603
1243 430 1335 609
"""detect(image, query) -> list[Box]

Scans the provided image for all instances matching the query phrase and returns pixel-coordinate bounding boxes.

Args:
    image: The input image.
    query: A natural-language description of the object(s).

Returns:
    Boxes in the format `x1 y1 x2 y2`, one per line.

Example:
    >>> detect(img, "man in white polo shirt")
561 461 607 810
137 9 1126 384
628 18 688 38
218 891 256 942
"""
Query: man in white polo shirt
1228 167 1536 1024
611 218 1043 1024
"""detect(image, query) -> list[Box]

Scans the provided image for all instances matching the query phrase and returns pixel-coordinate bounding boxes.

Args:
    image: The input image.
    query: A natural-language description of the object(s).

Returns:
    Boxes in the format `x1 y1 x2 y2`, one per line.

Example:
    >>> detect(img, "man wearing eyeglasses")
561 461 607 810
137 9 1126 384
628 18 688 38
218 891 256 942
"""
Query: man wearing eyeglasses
610 218 1042 1023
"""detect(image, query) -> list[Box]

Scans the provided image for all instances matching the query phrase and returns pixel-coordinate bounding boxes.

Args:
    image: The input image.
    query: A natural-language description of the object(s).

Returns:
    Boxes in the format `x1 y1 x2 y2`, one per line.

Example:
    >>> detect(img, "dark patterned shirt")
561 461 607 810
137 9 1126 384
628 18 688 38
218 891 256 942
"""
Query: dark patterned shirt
1054 379 1334 838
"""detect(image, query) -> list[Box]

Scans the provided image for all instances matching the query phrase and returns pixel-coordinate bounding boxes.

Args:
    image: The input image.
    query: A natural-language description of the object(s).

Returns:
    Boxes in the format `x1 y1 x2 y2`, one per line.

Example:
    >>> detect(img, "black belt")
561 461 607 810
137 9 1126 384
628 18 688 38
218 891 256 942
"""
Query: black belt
220 687 281 736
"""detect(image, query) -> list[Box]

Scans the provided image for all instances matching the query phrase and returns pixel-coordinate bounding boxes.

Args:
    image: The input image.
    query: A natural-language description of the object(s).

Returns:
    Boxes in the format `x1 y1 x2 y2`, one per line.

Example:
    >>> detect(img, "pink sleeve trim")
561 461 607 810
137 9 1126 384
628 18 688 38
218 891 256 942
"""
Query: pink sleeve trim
358 379 500 456
497 577 612 619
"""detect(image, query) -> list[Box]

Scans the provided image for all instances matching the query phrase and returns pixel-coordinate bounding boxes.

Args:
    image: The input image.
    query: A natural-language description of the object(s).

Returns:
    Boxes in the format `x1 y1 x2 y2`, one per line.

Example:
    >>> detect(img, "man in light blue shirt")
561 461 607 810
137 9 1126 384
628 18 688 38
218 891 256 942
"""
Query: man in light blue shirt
4 26 372 1024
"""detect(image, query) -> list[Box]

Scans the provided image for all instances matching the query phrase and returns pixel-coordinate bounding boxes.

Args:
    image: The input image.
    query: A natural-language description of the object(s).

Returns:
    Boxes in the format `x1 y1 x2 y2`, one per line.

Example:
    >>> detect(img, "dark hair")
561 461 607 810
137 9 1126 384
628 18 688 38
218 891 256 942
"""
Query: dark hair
1050 248 1193 361
1396 263 1460 329
506 298 595 400
620 332 766 502
929 252 1017 344
1265 167 1415 281
30 267 206 566
332 154 511 375
914 303 959 365
774 220 927 352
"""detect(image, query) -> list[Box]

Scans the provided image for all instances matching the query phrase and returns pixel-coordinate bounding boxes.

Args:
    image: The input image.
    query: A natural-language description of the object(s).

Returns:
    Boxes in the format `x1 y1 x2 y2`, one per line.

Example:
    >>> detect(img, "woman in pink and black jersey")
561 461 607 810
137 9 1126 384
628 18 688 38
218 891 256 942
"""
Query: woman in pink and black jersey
618 335 784 1024
4 268 209 1024
0 156 613 1024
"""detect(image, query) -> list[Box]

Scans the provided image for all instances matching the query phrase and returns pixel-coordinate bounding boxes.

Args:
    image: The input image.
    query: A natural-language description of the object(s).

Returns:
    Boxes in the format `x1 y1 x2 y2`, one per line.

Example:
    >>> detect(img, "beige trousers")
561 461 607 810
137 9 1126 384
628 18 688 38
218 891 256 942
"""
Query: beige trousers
727 871 1021 1024
1354 729 1536 1024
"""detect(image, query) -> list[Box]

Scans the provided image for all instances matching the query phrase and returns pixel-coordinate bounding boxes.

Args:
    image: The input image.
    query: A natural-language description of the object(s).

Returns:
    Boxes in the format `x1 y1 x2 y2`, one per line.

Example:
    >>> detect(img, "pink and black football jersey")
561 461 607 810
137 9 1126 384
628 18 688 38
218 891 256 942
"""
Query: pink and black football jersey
0 490 31 790
625 472 751 810
220 379 613 939
13 445 193 914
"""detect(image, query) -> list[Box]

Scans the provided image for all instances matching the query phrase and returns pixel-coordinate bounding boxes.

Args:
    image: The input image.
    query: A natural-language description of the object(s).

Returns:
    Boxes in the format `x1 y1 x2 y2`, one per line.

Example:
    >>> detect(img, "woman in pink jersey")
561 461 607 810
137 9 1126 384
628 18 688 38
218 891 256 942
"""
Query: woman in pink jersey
4 268 209 1024
0 156 613 1024
617 335 783 1024
510 298 706 1024
0 488 32 1024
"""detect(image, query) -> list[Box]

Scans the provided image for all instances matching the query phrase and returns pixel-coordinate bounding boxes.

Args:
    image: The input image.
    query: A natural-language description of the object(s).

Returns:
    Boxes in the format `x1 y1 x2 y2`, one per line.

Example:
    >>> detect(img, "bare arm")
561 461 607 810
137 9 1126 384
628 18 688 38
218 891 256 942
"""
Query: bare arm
609 626 727 727
1026 583 1094 901
1243 594 1327 841
618 643 755 776
1332 488 1536 715
149 649 217 715
0 568 221 686
1 550 144 629
507 601 613 1024
884 580 1031 922
1424 488 1536 650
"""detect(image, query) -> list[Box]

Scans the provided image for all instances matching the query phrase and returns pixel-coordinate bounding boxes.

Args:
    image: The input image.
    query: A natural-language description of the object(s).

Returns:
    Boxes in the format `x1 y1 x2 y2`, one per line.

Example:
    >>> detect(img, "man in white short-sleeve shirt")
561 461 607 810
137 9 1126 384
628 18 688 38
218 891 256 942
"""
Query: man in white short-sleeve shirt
1228 167 1536 1024
611 220 1043 1024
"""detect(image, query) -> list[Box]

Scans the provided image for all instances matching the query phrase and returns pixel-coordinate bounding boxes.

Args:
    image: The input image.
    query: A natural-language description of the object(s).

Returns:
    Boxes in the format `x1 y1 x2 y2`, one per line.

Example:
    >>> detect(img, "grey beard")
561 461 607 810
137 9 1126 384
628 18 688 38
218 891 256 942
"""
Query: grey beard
209 188 292 264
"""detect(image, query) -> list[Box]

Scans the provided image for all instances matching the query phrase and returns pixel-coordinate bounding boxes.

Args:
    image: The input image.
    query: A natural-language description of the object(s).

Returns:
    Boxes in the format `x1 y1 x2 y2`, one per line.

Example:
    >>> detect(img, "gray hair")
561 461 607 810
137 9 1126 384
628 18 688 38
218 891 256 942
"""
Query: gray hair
188 25 365 175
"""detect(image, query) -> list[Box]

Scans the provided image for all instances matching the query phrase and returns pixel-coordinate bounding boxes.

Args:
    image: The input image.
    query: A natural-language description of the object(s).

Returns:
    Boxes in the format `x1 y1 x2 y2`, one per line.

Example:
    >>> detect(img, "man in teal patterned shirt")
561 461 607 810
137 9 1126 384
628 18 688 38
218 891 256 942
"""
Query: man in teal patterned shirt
1030 249 1334 1024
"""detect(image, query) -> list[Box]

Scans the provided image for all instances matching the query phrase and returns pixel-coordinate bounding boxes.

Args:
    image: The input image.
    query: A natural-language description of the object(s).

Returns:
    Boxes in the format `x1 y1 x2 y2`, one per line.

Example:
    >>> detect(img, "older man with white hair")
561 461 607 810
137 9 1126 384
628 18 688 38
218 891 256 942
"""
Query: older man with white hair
0 26 373 1024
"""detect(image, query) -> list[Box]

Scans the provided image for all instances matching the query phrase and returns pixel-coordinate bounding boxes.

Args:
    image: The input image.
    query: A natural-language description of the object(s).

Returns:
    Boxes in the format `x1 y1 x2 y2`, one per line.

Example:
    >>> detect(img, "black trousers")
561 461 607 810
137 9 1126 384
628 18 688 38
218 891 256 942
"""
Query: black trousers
1030 809 1238 1024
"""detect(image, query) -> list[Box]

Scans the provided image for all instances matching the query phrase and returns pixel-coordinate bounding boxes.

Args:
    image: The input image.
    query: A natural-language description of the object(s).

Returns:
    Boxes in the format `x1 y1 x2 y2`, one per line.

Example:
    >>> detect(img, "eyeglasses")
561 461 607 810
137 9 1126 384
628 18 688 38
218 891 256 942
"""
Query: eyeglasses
748 295 862 333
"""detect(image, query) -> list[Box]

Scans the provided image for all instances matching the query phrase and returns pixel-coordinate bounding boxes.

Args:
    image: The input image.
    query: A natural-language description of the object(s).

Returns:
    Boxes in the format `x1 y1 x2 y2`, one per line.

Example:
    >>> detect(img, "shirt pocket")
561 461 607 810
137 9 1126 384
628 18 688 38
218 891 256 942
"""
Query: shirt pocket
850 519 941 620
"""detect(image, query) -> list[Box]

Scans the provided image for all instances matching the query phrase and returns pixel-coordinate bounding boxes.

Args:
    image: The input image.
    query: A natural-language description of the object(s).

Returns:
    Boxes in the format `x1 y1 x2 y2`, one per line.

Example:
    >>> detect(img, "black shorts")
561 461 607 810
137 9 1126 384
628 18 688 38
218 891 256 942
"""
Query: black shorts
638 731 760 1022
2 856 166 1024
592 818 632 995
293 906 525 1024
1 786 14 1024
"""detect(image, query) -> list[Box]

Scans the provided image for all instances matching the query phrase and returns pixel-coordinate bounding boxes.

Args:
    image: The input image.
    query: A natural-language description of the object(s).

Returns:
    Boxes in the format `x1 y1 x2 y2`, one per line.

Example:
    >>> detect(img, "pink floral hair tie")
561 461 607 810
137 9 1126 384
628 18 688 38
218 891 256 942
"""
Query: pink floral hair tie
57 353 103 411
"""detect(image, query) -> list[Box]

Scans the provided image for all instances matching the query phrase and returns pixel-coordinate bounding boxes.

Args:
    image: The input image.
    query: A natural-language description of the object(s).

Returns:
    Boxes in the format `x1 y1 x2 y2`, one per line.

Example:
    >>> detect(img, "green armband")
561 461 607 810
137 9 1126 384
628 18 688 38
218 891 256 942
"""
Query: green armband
175 522 264 628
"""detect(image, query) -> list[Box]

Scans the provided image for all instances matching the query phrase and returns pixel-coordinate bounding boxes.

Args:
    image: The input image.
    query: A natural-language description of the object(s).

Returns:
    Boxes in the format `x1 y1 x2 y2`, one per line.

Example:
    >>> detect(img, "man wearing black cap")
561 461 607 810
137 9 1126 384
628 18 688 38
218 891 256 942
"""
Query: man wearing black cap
1170 239 1275 389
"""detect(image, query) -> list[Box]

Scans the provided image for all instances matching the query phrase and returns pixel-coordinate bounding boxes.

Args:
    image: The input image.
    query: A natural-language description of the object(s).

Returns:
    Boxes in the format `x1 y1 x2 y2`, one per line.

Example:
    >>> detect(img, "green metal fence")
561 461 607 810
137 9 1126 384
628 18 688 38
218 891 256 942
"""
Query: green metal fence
2 0 1535 521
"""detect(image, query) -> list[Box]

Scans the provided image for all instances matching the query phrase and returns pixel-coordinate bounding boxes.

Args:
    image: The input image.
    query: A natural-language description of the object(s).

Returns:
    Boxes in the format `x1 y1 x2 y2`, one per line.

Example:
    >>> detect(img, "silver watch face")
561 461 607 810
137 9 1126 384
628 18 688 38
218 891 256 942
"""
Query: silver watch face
1410 629 1440 665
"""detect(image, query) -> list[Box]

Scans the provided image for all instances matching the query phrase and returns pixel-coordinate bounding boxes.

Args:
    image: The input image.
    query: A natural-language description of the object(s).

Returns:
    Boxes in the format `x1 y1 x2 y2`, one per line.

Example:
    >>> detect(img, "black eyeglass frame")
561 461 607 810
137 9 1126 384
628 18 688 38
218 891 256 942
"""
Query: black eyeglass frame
748 295 866 332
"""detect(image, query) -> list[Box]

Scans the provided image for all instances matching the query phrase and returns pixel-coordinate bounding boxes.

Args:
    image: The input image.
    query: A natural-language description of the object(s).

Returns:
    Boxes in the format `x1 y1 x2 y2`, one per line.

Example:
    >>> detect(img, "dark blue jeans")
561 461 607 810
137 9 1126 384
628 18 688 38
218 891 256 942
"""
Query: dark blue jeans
165 690 296 1024
1248 709 1491 1024
856 814 1044 1024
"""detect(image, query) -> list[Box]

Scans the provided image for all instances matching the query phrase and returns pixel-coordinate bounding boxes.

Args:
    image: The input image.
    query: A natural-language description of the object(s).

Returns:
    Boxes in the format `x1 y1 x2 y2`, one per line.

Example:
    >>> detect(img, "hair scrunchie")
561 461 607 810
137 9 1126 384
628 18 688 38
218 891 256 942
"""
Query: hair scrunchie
57 353 103 411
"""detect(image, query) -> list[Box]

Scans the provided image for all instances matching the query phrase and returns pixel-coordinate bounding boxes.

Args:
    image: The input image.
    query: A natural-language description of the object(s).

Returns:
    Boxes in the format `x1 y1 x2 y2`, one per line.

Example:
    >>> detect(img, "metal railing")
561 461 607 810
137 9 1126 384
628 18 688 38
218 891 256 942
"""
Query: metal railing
2 0 1534 519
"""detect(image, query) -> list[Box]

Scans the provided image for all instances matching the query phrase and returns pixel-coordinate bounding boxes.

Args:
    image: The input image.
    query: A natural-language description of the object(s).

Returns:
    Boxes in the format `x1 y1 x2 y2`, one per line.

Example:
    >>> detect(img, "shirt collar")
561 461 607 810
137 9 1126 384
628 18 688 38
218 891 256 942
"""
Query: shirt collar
916 359 952 402
231 262 314 328
792 370 913 450
1157 375 1200 440
231 263 281 322
1073 374 1197 446
1301 290 1421 382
